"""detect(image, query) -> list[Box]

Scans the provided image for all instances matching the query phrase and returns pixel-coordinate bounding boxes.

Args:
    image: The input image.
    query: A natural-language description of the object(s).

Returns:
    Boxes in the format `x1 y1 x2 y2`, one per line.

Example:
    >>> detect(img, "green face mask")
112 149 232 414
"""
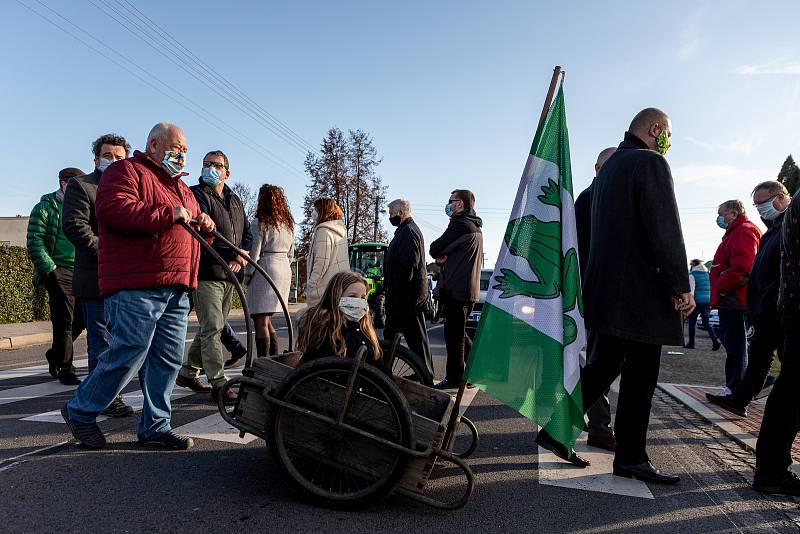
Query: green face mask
656 129 671 155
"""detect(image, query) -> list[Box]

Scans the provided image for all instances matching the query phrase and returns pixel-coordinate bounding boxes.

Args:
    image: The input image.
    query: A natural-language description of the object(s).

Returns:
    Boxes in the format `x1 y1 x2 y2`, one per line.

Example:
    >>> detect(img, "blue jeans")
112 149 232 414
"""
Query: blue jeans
687 302 718 346
67 287 190 440
80 297 108 374
718 308 748 390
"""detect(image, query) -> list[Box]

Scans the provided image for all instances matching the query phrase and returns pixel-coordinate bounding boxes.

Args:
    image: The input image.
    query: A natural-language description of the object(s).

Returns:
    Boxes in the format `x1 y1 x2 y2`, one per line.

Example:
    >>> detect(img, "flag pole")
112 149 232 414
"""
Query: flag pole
441 65 564 451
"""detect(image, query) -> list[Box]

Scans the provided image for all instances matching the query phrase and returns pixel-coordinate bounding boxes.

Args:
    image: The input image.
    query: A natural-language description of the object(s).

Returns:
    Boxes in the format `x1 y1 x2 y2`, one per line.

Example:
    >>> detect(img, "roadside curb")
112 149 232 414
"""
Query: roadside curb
0 303 307 351
658 383 757 452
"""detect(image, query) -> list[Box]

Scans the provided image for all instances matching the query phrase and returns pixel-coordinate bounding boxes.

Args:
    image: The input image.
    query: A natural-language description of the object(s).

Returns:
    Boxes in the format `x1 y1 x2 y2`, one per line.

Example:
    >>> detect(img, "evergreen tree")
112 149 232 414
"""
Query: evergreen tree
778 154 800 195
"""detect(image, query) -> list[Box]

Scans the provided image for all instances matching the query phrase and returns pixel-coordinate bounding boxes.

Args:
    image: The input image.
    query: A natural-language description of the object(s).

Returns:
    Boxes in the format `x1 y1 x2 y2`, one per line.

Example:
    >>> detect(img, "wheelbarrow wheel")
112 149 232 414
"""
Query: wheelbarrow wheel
379 339 433 386
268 358 414 509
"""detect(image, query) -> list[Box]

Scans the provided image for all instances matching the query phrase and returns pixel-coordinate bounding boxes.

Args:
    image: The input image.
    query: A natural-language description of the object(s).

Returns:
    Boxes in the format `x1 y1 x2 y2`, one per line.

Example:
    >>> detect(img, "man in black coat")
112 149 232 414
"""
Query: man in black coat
574 147 616 453
383 198 433 383
542 108 694 483
430 189 484 389
707 181 790 416
753 187 800 496
62 133 133 417
177 150 251 404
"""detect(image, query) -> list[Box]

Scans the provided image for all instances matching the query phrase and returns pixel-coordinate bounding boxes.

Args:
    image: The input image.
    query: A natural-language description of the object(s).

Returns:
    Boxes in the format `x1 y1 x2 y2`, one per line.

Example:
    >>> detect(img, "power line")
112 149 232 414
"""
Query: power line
18 0 306 180
98 0 317 155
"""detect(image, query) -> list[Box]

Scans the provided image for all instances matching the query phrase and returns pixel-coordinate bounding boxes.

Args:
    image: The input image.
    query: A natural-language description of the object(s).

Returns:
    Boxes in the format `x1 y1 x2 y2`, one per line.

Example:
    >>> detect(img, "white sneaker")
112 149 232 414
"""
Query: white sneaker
718 386 732 396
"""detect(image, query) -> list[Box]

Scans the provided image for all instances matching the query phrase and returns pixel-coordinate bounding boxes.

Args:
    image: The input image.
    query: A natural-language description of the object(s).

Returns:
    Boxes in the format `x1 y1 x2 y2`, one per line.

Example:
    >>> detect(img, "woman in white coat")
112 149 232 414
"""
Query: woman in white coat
306 197 350 308
245 185 295 358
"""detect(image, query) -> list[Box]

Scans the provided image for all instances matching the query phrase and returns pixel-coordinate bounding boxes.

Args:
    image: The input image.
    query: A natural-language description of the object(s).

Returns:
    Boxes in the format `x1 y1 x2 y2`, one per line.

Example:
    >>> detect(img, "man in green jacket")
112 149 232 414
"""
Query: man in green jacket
27 167 86 385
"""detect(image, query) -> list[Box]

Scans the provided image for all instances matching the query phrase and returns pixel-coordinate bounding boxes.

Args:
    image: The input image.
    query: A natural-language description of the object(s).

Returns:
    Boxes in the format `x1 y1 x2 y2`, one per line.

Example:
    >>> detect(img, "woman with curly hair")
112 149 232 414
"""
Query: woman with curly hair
243 184 295 359
306 197 349 307
297 271 382 364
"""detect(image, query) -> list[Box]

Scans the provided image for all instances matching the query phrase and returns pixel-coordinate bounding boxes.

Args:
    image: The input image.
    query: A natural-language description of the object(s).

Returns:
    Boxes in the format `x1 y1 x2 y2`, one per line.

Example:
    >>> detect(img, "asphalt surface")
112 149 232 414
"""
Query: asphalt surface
1 315 798 533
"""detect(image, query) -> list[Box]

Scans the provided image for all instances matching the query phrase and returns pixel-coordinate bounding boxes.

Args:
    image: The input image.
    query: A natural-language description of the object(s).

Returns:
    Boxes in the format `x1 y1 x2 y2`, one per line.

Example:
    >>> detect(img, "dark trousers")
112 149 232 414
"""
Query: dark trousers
44 267 84 371
80 297 107 374
733 315 783 405
718 308 748 390
384 307 433 381
755 313 799 477
585 331 613 438
687 302 718 345
580 334 661 465
442 298 473 383
221 320 246 356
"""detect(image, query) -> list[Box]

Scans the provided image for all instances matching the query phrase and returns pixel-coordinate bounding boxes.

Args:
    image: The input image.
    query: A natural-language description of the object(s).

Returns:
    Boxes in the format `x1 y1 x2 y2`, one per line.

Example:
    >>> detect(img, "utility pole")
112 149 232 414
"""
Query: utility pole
373 194 383 242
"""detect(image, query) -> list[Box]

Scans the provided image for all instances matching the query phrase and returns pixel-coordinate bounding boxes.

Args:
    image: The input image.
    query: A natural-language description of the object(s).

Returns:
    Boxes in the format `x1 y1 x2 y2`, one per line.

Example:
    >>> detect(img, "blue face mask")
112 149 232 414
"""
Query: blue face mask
97 158 114 173
162 150 186 177
716 215 728 229
201 166 222 186
445 202 454 217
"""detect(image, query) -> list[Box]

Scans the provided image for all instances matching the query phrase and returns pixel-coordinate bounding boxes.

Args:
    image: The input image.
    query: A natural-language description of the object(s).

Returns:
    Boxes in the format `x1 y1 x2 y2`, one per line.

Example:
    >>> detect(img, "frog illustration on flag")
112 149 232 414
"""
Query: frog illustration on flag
493 177 583 346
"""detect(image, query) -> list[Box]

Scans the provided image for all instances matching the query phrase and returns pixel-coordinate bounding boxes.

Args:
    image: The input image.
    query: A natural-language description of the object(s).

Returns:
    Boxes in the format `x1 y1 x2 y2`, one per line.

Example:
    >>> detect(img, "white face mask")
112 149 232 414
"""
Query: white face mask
338 297 369 322
97 158 114 173
756 197 785 221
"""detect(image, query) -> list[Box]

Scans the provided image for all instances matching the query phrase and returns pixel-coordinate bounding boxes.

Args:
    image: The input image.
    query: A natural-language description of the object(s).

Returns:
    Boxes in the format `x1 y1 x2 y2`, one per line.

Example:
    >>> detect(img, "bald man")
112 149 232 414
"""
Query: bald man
537 108 693 483
63 122 215 451
574 147 617 453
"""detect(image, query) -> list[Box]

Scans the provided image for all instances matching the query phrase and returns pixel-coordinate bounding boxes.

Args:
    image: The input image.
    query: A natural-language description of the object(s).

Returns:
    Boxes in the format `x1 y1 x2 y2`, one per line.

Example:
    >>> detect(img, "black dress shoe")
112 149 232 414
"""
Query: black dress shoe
613 461 680 484
712 340 721 351
753 470 800 496
587 433 617 452
45 350 59 378
535 428 590 467
705 393 747 417
58 370 81 386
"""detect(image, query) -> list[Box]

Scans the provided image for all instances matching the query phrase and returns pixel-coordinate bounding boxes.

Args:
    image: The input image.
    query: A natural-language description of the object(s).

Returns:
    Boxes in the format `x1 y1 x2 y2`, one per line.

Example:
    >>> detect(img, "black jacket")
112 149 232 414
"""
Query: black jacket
779 195 800 312
747 213 783 324
384 218 427 314
191 181 251 282
585 132 690 346
429 209 484 302
62 170 101 298
574 182 593 280
302 321 380 365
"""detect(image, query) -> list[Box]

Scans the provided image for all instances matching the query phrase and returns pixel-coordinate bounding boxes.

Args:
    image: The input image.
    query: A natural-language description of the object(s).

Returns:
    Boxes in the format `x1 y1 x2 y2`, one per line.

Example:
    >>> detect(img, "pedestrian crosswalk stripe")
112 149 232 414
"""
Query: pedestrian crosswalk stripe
0 381 78 406
172 413 259 444
537 435 654 499
21 388 196 423
0 358 89 381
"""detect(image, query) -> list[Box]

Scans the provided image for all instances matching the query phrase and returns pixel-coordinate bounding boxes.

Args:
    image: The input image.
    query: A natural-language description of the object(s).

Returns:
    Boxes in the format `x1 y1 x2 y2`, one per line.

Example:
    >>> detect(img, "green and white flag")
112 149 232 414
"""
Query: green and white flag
464 86 585 452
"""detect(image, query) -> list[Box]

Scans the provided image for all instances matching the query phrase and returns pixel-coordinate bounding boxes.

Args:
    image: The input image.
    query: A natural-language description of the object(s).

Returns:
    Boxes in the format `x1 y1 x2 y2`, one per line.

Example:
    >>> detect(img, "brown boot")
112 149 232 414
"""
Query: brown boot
176 375 211 392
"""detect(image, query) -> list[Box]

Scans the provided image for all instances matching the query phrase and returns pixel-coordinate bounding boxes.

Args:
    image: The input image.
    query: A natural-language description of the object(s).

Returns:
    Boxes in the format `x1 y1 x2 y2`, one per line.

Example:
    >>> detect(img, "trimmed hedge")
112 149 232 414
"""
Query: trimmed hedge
0 245 245 323
0 246 49 323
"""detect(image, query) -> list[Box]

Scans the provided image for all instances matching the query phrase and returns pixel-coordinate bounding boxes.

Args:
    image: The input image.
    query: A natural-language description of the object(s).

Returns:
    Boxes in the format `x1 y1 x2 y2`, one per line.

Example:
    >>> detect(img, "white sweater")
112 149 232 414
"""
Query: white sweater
306 219 350 306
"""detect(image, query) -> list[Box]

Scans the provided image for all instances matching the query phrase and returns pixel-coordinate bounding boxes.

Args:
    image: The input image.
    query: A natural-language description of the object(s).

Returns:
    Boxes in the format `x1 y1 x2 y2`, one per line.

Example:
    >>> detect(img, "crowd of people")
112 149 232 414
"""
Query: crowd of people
24 109 800 498
26 120 484 453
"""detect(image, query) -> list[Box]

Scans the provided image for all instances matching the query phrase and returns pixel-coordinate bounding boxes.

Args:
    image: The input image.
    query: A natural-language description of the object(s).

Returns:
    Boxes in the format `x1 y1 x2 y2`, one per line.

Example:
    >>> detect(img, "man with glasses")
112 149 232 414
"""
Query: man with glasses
429 189 483 389
707 181 790 416
177 150 250 404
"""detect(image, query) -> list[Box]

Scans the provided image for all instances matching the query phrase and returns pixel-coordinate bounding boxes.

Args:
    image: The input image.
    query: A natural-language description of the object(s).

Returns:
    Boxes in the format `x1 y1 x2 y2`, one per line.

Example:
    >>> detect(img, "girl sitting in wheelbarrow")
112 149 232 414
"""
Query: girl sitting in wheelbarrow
296 271 383 365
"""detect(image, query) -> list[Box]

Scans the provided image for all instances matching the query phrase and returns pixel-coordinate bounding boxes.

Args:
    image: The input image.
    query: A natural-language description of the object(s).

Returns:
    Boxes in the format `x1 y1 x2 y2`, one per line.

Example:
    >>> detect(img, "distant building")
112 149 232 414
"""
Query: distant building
0 216 30 247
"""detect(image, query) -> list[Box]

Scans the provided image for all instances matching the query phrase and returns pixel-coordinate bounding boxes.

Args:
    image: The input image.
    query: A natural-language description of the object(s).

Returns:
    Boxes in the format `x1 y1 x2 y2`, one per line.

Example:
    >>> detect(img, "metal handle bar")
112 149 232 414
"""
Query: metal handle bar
178 220 253 368
190 219 294 361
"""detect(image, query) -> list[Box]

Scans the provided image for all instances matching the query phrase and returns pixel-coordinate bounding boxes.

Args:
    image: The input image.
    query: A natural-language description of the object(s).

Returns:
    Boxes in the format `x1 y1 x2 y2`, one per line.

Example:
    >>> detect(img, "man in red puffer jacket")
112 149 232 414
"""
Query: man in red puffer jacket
63 122 215 451
710 199 762 395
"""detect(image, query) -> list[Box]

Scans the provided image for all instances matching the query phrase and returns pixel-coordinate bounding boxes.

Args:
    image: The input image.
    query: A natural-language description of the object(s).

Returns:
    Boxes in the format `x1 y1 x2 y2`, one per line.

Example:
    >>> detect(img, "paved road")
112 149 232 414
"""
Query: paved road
1 316 798 532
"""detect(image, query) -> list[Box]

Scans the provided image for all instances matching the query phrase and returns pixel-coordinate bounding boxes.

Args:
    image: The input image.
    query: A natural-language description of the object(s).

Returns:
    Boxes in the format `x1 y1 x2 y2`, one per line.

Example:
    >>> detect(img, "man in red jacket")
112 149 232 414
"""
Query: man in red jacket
710 199 762 394
62 122 215 450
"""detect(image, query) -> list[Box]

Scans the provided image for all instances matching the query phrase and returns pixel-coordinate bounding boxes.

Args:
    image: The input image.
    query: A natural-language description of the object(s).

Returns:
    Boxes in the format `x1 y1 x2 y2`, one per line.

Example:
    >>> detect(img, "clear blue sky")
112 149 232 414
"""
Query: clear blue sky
3 0 800 265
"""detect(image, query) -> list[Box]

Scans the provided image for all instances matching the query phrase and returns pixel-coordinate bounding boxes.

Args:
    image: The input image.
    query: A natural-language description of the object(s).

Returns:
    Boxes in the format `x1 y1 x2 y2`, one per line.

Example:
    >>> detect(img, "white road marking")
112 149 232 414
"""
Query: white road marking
0 381 79 406
537 434 654 499
172 413 259 444
0 358 89 381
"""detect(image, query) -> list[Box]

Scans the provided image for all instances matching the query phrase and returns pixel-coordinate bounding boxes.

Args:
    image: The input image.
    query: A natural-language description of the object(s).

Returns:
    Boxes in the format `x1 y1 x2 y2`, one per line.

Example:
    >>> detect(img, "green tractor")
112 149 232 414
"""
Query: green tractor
349 242 388 328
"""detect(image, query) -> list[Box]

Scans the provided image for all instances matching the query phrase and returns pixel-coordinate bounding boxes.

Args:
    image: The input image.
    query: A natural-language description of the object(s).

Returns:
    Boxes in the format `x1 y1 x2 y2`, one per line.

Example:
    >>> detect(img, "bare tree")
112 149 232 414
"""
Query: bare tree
230 181 257 220
297 127 387 257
